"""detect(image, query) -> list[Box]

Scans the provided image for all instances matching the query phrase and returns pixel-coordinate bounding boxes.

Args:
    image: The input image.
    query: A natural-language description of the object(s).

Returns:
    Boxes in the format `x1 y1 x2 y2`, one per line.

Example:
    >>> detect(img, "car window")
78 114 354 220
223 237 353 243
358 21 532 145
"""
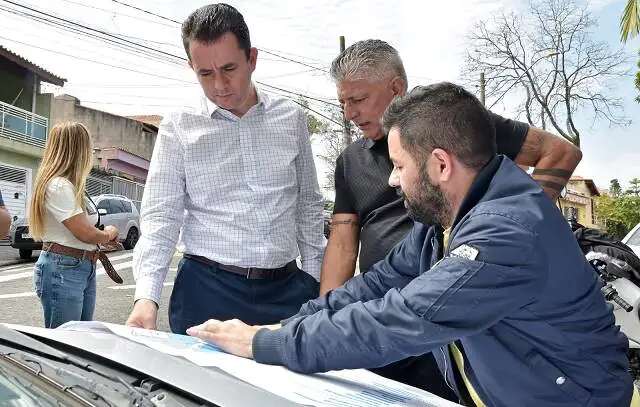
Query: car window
97 199 110 212
120 200 132 213
110 199 125 214
628 227 640 246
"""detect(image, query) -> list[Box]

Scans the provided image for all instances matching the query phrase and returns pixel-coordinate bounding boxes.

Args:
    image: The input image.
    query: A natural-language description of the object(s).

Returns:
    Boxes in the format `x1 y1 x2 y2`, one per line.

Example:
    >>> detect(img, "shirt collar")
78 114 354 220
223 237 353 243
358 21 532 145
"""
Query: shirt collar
202 83 268 118
362 136 387 150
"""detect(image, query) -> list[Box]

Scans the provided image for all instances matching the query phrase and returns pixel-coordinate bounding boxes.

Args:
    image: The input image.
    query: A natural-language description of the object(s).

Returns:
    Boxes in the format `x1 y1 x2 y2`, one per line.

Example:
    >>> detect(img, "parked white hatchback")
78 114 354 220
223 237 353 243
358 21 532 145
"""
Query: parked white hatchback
623 222 640 258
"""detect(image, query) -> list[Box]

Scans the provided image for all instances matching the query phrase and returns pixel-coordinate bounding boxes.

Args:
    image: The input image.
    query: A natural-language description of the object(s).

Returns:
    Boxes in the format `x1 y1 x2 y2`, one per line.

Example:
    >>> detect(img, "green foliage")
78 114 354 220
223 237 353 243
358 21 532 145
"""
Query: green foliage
609 179 623 197
626 177 640 196
596 179 640 238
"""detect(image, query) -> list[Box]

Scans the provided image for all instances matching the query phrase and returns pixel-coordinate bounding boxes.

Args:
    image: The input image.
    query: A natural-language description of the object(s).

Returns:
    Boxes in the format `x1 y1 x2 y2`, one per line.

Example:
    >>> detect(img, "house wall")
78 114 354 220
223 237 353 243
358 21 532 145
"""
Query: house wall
52 95 157 161
558 180 599 228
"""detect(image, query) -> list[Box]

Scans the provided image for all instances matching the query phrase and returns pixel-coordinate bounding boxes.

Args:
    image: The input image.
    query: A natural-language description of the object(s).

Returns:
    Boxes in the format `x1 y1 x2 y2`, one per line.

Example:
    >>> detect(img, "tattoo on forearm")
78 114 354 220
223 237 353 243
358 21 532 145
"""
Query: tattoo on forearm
331 220 358 227
537 180 565 192
532 168 573 179
519 129 543 156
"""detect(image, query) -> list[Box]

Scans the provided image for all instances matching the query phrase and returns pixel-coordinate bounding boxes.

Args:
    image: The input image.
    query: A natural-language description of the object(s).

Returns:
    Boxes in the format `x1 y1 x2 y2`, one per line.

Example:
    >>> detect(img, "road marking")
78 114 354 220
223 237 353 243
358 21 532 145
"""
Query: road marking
0 263 34 272
108 282 174 290
0 291 35 299
0 252 134 283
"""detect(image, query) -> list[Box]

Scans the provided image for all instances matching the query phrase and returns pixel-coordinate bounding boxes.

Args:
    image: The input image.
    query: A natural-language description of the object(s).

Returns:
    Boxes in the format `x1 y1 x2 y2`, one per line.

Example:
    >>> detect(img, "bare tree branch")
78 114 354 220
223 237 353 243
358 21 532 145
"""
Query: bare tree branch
461 0 630 148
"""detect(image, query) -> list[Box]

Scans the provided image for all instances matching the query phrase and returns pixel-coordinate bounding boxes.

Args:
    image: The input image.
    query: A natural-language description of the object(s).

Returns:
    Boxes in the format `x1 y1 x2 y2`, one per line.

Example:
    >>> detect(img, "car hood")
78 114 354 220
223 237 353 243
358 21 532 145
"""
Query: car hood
2 323 298 407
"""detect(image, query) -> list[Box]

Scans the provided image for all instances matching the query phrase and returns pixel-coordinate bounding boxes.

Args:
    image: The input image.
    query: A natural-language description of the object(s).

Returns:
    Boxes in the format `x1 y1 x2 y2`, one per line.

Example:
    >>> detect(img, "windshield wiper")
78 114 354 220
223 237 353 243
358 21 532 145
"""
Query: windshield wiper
1 351 157 407
0 325 157 406
0 352 155 407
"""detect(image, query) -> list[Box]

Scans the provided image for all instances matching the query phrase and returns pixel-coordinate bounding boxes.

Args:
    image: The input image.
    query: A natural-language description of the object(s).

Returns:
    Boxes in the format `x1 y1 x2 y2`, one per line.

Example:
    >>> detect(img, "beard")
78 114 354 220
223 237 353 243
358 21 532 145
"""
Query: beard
404 169 452 227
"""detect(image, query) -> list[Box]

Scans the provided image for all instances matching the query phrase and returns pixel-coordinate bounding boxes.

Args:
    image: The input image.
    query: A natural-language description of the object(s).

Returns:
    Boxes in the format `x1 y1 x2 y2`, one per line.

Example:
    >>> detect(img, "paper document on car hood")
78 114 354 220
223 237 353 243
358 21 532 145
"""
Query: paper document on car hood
59 321 460 407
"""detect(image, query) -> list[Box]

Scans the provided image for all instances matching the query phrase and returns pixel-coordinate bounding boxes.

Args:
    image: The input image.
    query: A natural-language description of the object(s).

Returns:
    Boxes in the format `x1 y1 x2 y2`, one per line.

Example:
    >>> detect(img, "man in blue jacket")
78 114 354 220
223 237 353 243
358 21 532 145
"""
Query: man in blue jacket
187 83 635 406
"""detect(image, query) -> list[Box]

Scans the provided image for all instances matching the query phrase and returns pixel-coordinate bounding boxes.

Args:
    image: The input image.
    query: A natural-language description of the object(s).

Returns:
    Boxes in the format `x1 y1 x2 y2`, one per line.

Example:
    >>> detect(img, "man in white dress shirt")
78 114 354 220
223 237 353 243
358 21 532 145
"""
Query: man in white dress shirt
126 3 325 334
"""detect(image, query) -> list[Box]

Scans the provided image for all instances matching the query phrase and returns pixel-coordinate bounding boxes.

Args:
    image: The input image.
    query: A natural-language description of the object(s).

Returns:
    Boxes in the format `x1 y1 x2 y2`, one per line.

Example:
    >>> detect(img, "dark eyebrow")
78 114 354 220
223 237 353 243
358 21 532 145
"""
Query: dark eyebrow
221 63 236 69
198 68 213 75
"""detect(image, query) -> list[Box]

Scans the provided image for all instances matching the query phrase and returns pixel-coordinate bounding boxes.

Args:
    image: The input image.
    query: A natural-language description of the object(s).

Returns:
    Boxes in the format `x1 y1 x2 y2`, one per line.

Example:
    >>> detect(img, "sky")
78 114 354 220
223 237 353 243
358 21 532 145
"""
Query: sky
1 0 638 196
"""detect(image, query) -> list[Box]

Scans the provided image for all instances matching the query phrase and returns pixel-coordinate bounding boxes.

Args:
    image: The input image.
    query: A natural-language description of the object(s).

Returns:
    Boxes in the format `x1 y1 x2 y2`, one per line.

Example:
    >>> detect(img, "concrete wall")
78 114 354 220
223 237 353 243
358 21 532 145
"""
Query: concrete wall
52 95 157 161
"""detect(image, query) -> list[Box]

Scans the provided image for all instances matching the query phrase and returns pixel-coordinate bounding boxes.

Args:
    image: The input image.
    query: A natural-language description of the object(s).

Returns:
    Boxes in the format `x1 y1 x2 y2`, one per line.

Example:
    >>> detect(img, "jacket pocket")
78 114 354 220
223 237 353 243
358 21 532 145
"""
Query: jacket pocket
525 350 592 405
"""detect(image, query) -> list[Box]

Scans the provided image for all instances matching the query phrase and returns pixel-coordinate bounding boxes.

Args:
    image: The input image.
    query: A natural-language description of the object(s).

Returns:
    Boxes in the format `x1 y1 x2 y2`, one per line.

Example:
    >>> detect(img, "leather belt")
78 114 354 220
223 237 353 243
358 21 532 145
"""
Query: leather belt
42 242 123 284
183 254 298 280
43 242 100 261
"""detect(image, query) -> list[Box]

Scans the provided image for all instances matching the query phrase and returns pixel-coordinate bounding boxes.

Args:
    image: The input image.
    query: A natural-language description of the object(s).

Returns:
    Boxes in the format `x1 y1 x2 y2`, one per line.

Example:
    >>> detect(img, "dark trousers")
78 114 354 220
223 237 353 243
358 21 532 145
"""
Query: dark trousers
370 354 459 402
169 257 319 334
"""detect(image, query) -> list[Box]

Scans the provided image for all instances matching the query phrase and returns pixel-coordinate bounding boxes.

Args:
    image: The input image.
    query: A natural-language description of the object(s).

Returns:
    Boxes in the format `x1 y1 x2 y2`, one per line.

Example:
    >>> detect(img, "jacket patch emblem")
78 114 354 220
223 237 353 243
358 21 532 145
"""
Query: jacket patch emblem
451 244 479 260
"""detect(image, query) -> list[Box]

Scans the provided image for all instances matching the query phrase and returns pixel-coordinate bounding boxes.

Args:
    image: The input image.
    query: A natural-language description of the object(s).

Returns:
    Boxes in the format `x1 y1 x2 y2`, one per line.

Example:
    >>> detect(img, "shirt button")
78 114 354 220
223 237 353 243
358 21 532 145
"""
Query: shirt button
556 376 566 385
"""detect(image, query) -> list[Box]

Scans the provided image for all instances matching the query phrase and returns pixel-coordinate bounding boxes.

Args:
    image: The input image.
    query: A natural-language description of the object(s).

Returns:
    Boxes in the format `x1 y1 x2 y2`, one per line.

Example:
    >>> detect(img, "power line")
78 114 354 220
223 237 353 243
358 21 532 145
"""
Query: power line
59 0 178 28
263 90 342 127
0 35 195 83
1 0 185 62
1 2 341 113
256 82 340 108
111 0 180 24
258 49 328 74
0 5 179 66
109 0 330 73
0 11 187 74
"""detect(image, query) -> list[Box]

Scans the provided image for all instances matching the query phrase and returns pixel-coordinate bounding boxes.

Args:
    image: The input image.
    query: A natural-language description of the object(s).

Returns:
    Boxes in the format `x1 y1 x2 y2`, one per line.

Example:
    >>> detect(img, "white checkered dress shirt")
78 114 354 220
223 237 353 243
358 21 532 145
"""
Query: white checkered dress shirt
133 89 326 304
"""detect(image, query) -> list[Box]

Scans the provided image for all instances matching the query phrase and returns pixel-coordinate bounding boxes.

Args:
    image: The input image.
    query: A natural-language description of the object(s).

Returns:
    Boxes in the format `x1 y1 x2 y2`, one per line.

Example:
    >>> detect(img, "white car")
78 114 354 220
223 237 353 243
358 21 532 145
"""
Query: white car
92 194 141 250
622 222 640 258
9 194 140 259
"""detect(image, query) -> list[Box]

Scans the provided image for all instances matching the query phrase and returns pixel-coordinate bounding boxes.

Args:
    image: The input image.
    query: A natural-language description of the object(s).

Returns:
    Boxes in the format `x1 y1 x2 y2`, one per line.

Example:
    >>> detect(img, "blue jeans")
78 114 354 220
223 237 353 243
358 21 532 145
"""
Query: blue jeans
33 251 97 328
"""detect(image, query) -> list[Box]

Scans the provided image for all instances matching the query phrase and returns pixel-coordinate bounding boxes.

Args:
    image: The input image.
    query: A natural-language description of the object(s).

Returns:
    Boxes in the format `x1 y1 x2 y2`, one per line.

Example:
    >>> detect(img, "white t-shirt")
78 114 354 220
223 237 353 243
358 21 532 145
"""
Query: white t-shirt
41 176 98 251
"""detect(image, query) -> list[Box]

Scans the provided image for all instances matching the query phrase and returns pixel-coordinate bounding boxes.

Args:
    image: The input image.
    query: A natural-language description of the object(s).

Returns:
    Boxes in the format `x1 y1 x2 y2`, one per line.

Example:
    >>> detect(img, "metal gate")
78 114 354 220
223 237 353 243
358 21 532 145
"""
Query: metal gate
112 177 144 210
0 164 29 221
86 171 113 197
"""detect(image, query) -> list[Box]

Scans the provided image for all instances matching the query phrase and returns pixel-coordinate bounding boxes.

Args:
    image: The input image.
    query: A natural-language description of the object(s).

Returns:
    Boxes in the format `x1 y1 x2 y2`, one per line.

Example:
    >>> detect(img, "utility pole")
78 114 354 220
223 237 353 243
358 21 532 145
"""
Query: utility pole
479 71 486 106
339 35 352 147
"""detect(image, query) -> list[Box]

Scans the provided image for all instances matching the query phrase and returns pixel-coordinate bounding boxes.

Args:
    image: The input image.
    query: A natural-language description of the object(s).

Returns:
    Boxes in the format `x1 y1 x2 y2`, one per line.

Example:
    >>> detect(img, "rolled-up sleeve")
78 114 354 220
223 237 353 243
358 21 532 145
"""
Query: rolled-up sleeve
254 214 544 374
293 108 325 279
133 116 186 304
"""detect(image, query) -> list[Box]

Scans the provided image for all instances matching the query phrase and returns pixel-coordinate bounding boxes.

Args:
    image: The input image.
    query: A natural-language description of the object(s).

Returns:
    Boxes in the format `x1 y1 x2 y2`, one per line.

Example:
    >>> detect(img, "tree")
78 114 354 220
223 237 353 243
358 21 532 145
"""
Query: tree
621 0 640 43
313 107 350 191
610 178 623 197
596 194 640 238
626 177 640 196
636 51 640 103
298 97 329 136
463 0 630 147
299 98 354 191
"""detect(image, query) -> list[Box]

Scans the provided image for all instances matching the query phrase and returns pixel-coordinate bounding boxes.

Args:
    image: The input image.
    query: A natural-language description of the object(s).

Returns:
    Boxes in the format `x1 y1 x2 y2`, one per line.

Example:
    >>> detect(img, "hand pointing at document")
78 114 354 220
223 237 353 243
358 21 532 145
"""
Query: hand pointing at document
187 319 281 359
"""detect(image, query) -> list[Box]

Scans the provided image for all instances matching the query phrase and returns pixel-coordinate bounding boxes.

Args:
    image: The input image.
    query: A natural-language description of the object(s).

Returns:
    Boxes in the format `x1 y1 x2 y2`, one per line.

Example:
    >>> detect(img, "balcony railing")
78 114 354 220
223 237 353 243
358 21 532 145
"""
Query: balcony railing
0 100 48 148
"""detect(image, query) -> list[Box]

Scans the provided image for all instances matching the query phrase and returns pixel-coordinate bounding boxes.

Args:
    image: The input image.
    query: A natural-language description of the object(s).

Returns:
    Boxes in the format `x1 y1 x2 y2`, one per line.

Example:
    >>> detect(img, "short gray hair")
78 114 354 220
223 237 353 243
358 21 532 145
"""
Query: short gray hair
330 39 408 90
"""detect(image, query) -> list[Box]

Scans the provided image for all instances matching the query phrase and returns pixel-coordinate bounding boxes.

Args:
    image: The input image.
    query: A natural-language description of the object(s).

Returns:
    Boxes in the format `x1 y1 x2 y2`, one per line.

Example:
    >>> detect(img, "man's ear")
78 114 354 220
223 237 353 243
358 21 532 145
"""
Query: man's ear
430 148 454 183
390 76 406 97
249 47 258 72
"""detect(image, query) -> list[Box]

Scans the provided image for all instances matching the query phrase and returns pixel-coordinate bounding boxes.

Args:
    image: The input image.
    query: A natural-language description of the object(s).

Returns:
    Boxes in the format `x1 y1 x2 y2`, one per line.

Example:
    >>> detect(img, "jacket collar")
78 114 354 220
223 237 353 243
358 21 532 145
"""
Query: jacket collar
449 155 502 231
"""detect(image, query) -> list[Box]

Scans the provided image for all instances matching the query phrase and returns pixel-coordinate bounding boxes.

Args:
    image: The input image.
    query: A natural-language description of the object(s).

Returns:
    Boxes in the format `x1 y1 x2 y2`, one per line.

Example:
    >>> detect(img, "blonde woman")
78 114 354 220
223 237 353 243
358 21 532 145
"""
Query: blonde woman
29 122 119 328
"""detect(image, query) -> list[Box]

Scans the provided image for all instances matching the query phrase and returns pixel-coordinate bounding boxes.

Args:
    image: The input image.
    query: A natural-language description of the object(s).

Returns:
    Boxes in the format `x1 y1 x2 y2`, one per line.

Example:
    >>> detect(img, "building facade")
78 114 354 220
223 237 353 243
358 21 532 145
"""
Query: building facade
558 176 601 229
0 45 65 221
